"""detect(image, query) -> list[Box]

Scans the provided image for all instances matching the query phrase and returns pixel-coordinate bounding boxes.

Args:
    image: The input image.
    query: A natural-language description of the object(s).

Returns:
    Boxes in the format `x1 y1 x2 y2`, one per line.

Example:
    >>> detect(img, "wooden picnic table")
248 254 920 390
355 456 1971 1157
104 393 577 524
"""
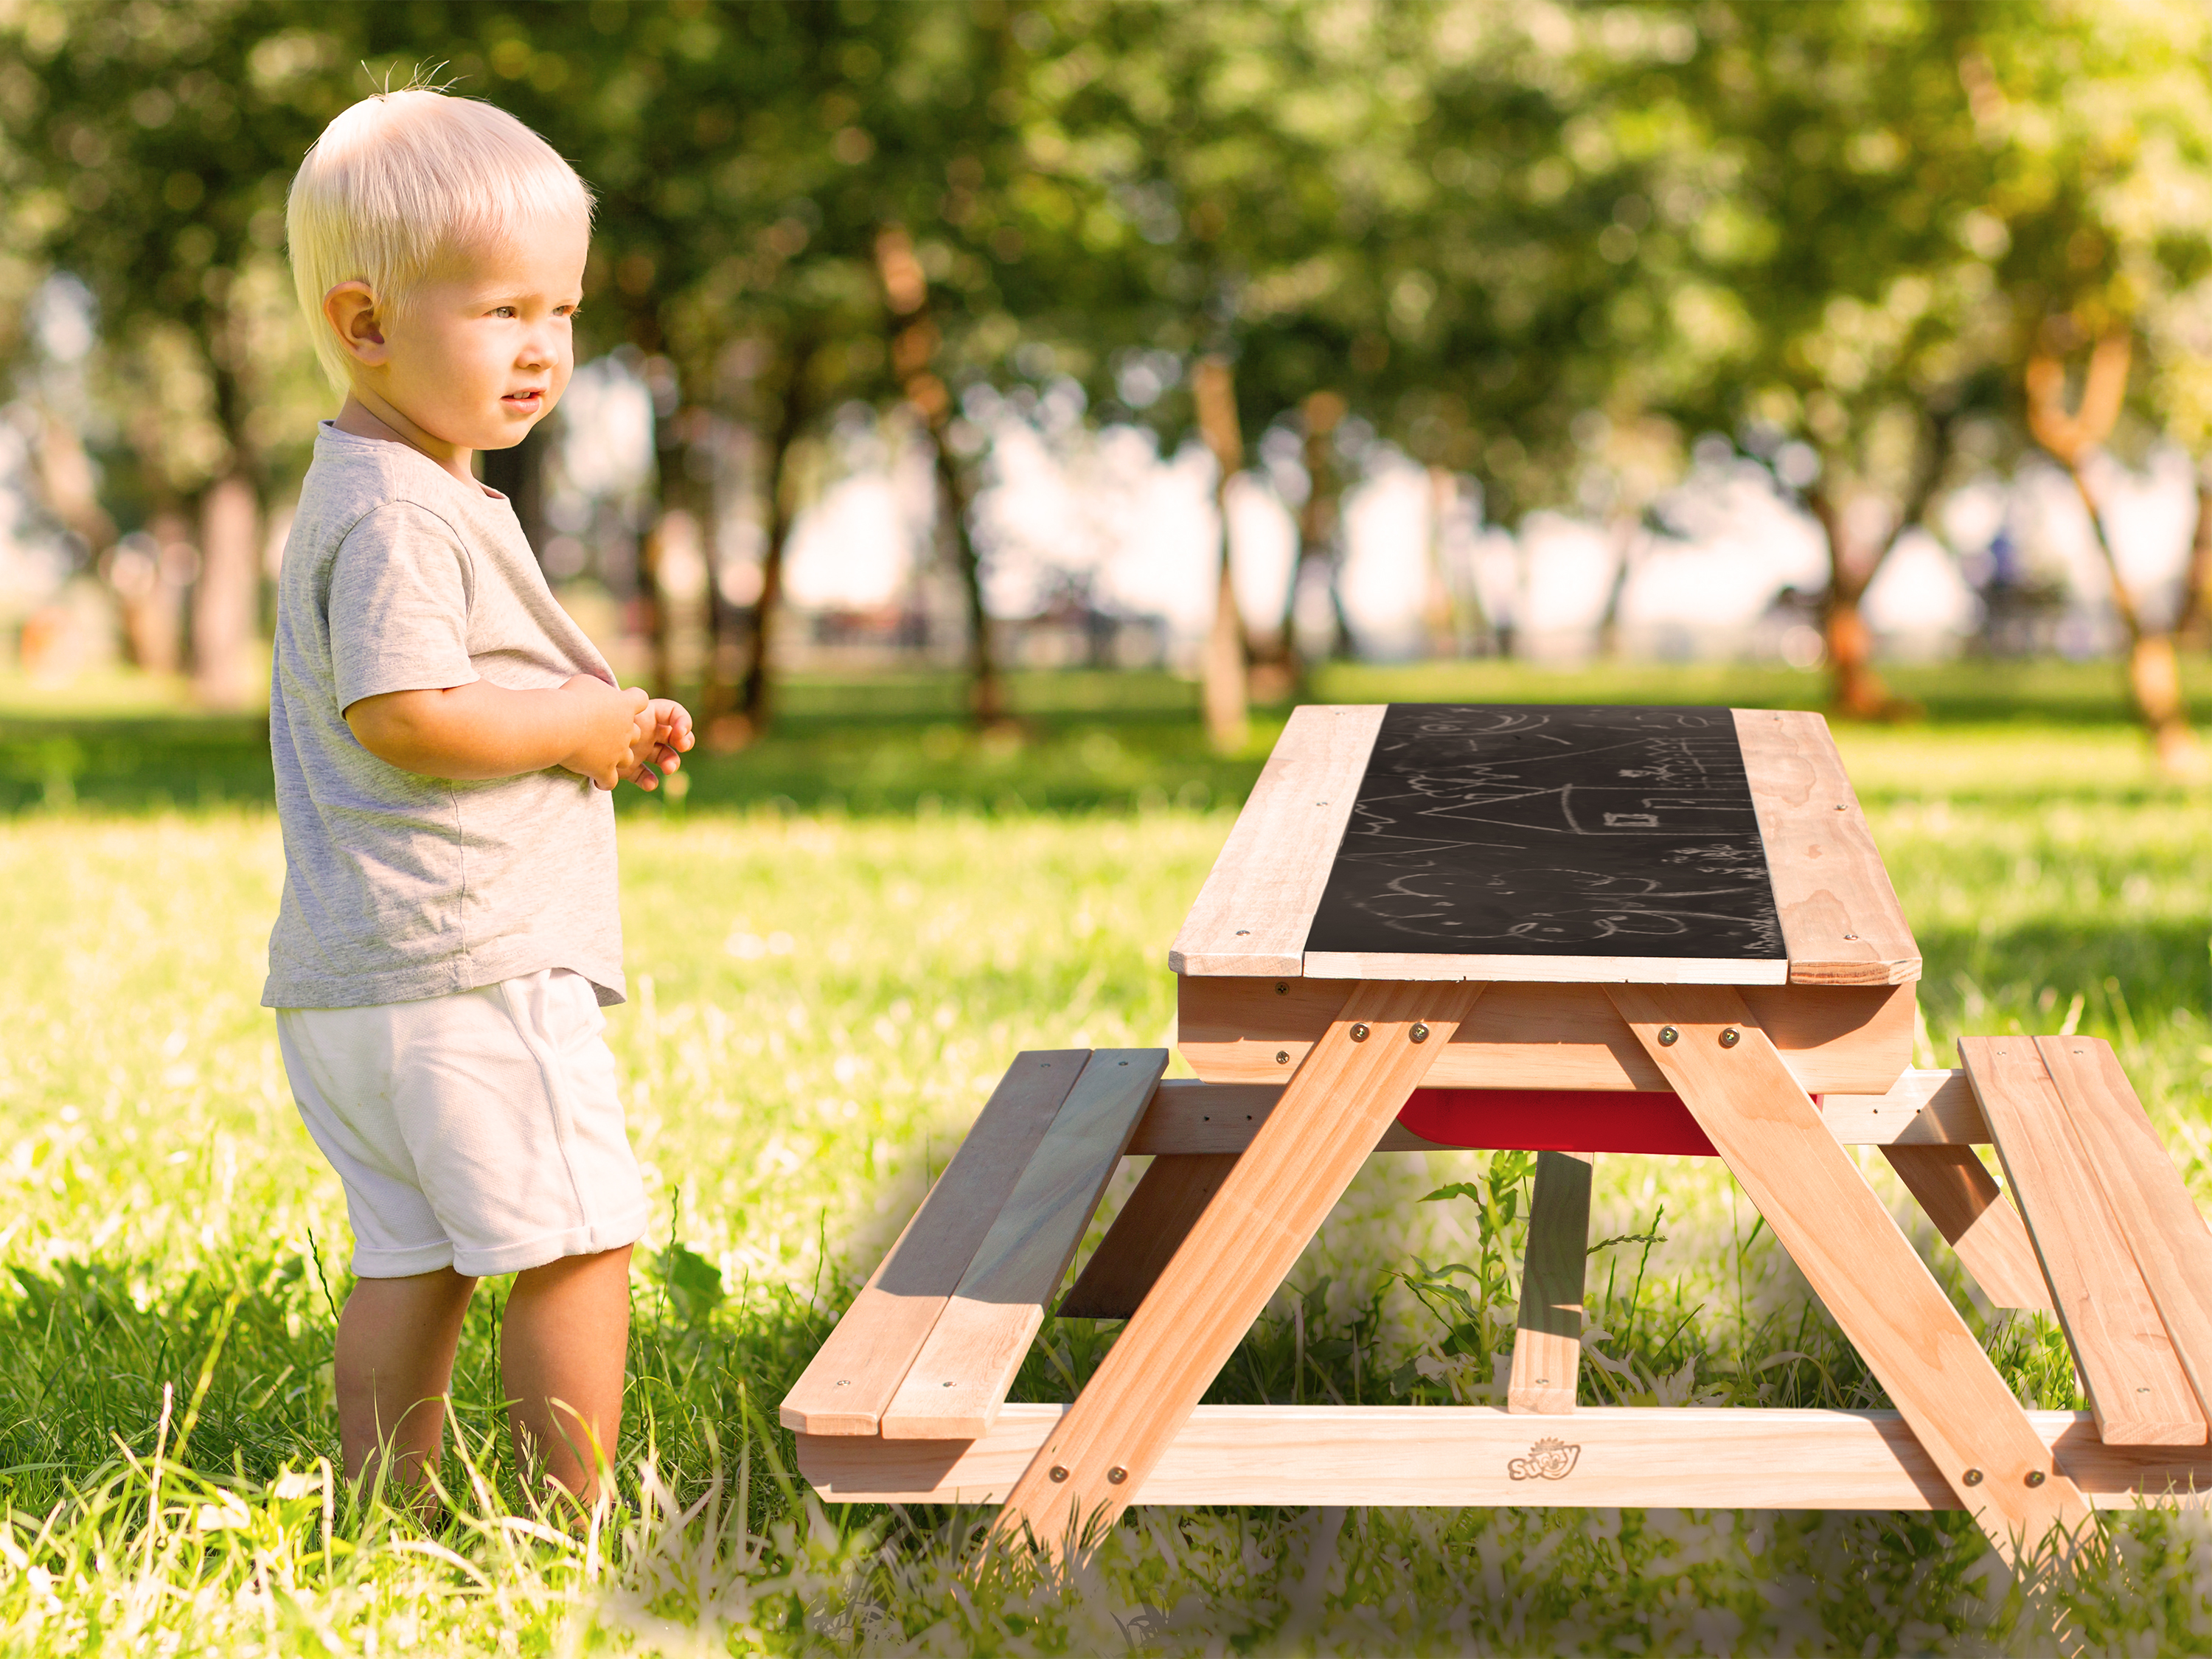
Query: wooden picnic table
782 703 2212 1568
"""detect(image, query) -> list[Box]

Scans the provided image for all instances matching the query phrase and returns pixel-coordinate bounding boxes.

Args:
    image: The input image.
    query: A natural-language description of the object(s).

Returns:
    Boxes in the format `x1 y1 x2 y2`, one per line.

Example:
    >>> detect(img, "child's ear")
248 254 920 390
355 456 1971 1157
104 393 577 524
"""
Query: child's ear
324 282 389 368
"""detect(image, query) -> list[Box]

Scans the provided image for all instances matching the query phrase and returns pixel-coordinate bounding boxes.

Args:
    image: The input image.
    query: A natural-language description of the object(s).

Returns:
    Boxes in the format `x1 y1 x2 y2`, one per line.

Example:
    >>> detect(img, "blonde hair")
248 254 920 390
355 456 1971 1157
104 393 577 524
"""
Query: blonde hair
287 88 594 393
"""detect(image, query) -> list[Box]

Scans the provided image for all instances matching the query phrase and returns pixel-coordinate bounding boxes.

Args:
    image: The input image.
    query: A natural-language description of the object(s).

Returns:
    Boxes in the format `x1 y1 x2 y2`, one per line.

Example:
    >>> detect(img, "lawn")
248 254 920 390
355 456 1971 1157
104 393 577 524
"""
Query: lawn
4 660 2212 1654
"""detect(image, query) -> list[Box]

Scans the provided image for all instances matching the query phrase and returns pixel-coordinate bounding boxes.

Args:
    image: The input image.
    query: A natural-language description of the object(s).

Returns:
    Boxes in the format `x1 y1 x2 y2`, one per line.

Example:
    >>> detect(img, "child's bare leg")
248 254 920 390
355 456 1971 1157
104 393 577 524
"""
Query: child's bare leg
335 1267 479 1495
501 1244 632 1505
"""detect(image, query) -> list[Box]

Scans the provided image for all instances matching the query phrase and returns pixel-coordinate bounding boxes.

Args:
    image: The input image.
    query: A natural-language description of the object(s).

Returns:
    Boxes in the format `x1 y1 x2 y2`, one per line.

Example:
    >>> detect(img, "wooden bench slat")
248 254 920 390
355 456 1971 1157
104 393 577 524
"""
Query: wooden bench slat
2037 1036 2212 1421
880 1048 1169 1440
1959 1037 2205 1447
1057 1153 1239 1321
1508 1150 1592 1414
1879 1146 2053 1312
1733 709 1921 987
1168 704 1385 977
776 1049 1088 1435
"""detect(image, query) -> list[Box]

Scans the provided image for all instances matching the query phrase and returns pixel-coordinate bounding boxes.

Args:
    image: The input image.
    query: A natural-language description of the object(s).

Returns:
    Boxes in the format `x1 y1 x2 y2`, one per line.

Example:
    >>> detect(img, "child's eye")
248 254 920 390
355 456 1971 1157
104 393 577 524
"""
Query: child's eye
492 305 518 318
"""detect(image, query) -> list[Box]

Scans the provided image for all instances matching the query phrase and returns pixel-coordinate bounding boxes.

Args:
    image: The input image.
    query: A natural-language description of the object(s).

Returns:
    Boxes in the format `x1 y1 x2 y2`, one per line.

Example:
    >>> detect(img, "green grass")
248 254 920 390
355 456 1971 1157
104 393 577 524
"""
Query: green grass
4 661 2212 1652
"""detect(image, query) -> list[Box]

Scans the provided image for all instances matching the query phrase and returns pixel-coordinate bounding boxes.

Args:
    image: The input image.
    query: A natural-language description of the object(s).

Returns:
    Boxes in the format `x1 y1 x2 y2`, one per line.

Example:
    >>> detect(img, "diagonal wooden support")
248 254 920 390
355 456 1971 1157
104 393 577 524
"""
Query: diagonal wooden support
1058 1153 1241 1321
991 980 1485 1556
1881 1145 2053 1312
1608 986 2089 1564
1509 1150 1591 1414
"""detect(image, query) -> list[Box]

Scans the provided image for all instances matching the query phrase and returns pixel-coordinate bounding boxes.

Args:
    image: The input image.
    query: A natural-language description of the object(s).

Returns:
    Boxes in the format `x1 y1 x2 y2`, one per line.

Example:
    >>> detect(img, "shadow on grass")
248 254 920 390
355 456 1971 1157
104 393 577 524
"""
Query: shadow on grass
0 656 2200 815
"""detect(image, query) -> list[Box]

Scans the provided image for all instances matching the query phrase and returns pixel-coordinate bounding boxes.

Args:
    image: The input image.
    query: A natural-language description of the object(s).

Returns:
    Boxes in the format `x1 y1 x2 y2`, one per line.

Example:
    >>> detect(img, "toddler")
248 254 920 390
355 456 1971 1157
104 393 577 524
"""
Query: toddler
266 87 691 1507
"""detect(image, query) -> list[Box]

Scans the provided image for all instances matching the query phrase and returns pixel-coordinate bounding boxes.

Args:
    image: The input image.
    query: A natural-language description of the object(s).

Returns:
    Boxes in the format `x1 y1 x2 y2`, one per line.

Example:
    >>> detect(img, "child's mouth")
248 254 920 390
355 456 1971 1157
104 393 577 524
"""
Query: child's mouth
504 390 545 412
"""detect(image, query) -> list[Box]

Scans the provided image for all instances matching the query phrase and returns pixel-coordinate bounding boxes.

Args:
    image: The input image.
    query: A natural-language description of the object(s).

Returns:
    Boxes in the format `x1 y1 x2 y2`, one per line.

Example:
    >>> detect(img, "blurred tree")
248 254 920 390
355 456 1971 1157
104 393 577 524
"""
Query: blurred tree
1648 0 2029 718
0 0 346 705
1980 0 2212 776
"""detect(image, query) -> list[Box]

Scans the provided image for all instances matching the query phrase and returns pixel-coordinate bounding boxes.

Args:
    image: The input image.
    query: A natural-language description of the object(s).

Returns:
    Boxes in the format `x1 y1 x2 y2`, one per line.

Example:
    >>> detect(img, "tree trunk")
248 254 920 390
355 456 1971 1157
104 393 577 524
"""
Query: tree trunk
2028 330 2205 776
1594 514 1644 659
724 338 815 746
1804 486 1900 720
1192 355 1248 752
876 225 1005 730
191 470 260 710
1263 389 1347 699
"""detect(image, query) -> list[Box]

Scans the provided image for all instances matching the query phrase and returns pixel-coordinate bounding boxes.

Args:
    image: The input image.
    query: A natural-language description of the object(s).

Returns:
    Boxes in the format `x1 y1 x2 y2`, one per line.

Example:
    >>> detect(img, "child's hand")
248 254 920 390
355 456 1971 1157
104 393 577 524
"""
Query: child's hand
556 675 653 790
622 698 695 791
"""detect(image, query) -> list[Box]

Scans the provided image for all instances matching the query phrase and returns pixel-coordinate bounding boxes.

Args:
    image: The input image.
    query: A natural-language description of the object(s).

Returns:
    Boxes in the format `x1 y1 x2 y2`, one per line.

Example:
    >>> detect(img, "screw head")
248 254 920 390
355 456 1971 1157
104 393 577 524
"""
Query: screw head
1107 1466 1127 1485
1961 1467 1983 1486
1049 1464 1069 1483
1658 1026 1680 1046
1276 1050 1291 1064
1349 1023 1370 1042
1719 1027 1741 1048
1409 1023 1430 1043
2025 1470 2048 1487
1276 983 1287 995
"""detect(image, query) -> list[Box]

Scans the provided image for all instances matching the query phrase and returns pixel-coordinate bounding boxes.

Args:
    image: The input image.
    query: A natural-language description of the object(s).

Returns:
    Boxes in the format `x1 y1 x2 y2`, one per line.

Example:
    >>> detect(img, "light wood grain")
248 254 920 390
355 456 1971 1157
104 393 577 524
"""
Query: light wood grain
779 1051 1088 1434
1820 1068 1992 1146
881 1049 1168 1441
1058 1154 1242 1320
1301 950 1790 985
1961 1037 2206 1447
1169 703 1385 977
799 1403 2212 1512
1882 1146 2055 1312
992 980 1486 1557
1612 987 2087 1557
1509 1151 1591 1414
1731 708 1921 986
1178 976 1914 1094
2035 1036 2212 1425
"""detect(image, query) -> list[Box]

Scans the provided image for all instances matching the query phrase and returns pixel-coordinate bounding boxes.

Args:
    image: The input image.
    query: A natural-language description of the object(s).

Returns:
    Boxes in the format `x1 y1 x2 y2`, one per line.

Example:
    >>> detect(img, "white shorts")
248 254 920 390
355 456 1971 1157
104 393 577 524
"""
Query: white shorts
276 967 650 1279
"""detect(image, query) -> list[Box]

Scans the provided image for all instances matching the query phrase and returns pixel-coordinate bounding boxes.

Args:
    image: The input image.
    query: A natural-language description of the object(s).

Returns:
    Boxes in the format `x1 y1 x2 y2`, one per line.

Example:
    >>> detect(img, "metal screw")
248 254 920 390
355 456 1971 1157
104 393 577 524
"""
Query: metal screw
1833 804 1846 811
1276 983 1287 995
1349 1023 1370 1042
1719 1027 1741 1048
835 1380 850 1387
1843 932 1858 940
1049 1464 1069 1483
1658 1026 1680 1046
1962 1467 1983 1486
1234 929 1250 936
2025 1470 2048 1487
942 1380 955 1388
1276 1050 1290 1064
1107 1466 1127 1485
1410 1023 1430 1043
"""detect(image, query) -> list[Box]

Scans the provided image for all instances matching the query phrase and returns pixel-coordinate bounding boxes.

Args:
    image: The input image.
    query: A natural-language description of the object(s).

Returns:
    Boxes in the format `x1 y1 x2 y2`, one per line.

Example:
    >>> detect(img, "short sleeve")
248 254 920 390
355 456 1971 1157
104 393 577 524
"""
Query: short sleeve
328 502 479 713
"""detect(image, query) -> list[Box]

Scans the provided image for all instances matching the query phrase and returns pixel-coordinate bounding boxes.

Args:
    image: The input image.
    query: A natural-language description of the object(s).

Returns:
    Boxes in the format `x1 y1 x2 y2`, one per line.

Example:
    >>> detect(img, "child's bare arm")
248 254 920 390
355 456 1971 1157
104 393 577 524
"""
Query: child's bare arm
347 675 653 789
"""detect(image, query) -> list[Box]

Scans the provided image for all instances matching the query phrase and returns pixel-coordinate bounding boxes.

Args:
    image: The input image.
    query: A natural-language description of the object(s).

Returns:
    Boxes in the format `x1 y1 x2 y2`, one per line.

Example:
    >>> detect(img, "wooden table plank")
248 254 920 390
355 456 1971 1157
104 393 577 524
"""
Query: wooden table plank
1057 1153 1241 1321
1880 1146 2054 1312
1960 1036 2205 1446
992 979 1486 1556
1508 1151 1592 1414
1612 988 2087 1559
1178 976 1914 1095
1732 709 1921 987
779 1051 1088 1434
2036 1036 2212 1422
1169 703 1385 977
880 1049 1168 1440
1301 949 1788 986
799 1403 2212 1512
1820 1068 1992 1146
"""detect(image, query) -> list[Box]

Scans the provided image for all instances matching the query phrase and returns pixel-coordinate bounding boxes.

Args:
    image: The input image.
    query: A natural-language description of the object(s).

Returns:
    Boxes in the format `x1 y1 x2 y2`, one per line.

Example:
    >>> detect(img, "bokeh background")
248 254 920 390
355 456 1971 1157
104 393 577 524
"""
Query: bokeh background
1 0 2210 771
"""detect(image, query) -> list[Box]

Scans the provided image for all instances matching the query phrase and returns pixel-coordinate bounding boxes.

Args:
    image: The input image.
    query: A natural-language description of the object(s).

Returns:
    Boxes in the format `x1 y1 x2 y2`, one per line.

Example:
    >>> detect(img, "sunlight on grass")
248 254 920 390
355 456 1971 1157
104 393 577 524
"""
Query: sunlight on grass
4 695 2212 1651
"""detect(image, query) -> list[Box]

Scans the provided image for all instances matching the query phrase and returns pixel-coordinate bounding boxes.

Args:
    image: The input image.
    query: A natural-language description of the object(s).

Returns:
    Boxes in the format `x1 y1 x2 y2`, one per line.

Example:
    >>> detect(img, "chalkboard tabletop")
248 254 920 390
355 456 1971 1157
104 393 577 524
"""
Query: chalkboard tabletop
1171 704 1919 987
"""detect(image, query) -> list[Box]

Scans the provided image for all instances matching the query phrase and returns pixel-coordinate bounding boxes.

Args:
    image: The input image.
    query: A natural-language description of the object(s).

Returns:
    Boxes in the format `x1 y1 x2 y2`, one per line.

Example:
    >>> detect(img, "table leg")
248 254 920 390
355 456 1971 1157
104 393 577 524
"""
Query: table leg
992 979 1486 1555
1607 984 2089 1565
1509 1150 1591 1414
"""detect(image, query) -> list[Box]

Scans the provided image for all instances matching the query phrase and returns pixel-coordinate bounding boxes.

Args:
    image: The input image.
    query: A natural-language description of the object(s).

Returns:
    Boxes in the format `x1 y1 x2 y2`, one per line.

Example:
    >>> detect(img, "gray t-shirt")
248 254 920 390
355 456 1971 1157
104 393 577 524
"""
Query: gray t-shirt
263 422 625 1010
